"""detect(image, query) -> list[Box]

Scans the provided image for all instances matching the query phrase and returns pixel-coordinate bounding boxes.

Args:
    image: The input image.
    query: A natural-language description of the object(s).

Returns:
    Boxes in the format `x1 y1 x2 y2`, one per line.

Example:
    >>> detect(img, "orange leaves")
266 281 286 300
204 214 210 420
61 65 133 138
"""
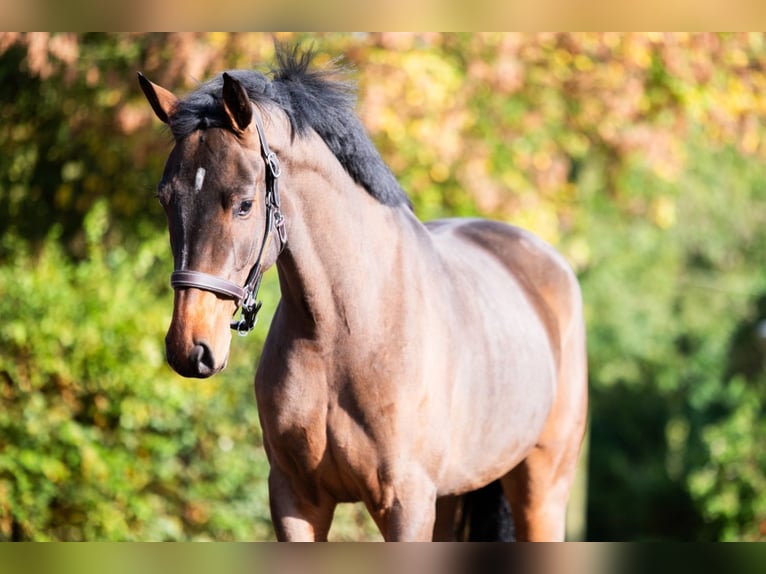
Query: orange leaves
7 32 766 241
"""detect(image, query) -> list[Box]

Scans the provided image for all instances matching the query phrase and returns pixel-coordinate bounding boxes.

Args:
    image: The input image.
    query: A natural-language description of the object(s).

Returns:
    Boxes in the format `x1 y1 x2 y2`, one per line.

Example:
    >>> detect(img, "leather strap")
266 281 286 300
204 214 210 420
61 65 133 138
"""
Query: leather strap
170 270 246 303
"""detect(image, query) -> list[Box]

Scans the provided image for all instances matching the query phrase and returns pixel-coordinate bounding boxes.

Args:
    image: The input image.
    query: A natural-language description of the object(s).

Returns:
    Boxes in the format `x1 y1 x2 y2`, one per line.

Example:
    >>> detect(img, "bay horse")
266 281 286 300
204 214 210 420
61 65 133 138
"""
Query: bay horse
138 46 587 541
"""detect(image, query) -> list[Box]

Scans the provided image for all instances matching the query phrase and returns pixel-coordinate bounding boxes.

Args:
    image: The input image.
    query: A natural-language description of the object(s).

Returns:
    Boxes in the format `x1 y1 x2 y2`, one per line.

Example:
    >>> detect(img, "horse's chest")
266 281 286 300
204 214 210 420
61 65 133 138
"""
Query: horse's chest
259 381 385 503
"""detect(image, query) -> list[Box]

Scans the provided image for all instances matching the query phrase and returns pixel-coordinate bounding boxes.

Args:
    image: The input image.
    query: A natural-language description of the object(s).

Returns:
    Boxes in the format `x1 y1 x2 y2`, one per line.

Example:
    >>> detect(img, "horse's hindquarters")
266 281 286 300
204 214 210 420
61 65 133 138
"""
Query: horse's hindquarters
165 288 234 378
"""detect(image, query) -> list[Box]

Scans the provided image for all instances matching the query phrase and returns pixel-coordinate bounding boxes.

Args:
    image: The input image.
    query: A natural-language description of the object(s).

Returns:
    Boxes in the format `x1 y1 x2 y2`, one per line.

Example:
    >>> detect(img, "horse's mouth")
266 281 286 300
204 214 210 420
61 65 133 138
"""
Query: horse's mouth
166 338 229 379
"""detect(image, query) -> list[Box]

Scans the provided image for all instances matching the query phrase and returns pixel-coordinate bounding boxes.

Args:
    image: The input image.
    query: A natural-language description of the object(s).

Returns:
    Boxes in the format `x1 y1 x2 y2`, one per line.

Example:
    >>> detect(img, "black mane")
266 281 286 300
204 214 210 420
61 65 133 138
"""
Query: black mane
169 45 409 207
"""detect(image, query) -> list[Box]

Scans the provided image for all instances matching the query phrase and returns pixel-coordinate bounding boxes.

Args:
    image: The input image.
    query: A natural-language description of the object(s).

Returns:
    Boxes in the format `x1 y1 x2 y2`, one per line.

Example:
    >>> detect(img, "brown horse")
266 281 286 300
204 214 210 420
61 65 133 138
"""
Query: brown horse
139 46 587 541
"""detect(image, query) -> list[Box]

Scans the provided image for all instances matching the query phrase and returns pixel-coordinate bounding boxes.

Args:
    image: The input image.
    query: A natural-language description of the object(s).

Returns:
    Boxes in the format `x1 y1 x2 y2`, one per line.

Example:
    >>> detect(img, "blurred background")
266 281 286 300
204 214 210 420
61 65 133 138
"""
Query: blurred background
0 32 764 541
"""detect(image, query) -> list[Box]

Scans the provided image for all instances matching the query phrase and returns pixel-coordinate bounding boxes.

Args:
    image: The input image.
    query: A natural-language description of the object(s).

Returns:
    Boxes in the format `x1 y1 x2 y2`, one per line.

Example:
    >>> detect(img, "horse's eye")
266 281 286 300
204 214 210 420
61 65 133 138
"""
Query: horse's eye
237 199 253 217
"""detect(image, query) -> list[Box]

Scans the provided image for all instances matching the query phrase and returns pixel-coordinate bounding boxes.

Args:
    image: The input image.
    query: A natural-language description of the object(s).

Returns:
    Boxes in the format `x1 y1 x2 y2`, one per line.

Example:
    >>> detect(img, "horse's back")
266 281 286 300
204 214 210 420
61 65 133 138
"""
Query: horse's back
425 218 583 361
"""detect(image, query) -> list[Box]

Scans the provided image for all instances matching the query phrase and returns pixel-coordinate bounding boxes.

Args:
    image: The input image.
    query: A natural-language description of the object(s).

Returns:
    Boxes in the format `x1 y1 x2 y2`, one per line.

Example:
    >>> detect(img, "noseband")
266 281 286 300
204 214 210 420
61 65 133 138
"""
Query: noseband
170 113 287 335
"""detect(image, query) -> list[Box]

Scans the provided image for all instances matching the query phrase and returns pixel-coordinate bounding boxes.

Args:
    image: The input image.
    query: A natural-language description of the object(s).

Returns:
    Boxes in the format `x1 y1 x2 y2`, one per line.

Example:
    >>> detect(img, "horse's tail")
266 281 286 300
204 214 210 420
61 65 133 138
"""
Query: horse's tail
455 480 515 541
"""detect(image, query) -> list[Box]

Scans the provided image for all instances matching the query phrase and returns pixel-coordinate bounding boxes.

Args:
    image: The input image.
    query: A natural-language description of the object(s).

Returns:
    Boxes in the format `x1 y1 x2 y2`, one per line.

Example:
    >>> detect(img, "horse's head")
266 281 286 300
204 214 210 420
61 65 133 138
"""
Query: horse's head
139 72 285 378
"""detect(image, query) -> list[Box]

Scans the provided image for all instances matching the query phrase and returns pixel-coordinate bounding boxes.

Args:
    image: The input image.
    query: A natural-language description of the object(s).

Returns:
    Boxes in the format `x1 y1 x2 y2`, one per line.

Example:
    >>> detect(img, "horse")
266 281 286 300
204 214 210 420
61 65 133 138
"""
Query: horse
138 45 588 542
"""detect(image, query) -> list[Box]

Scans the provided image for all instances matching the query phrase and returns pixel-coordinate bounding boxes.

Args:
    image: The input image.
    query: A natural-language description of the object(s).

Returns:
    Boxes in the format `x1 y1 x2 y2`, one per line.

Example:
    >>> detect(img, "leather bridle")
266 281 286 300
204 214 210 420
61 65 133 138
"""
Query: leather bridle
170 113 287 335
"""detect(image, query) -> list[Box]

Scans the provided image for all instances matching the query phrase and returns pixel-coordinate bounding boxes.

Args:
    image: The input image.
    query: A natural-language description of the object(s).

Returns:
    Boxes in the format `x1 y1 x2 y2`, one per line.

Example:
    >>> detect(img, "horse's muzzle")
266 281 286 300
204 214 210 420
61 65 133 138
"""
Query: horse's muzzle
166 338 225 378
165 289 232 378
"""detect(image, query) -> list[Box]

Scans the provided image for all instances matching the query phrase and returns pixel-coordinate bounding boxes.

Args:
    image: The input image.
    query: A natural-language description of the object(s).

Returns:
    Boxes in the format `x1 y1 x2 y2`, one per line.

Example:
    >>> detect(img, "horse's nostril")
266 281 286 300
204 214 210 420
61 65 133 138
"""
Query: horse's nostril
190 341 216 377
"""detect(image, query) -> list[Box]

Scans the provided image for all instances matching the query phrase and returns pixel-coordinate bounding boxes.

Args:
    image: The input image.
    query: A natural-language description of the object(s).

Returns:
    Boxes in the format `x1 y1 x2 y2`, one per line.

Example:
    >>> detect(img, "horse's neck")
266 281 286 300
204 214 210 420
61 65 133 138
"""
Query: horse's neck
275 136 412 339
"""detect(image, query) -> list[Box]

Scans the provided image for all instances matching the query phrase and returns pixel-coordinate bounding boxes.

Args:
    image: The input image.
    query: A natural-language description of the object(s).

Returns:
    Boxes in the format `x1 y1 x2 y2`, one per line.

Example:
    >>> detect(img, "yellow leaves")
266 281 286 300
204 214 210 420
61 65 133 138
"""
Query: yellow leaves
429 163 450 183
573 53 595 73
740 116 761 154
565 237 592 272
560 131 590 159
651 196 677 230
120 398 150 430
180 376 218 401
682 67 766 155
207 32 228 50
725 75 753 115
625 35 653 69
361 47 473 216
553 48 572 68
95 89 121 107
512 199 561 245
364 48 459 107
402 51 462 110
81 445 109 482
724 47 750 69
380 110 407 144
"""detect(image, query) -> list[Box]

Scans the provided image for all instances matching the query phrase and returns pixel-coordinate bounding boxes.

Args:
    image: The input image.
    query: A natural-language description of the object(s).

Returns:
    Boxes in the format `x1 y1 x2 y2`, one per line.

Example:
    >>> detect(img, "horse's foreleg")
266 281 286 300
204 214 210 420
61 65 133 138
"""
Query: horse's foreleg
385 498 437 541
268 467 336 541
369 472 437 541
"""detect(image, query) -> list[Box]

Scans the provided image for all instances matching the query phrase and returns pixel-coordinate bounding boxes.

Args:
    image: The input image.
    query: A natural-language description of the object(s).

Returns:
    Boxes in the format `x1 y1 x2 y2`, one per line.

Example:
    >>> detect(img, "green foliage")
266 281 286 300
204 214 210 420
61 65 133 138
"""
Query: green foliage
579 134 766 539
1 33 765 540
0 209 275 540
0 35 166 252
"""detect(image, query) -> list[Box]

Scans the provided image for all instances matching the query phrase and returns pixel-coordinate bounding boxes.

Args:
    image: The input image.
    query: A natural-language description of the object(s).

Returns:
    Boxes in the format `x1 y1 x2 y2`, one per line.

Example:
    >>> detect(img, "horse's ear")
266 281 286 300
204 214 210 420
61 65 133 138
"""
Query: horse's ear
137 72 178 124
222 73 252 132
